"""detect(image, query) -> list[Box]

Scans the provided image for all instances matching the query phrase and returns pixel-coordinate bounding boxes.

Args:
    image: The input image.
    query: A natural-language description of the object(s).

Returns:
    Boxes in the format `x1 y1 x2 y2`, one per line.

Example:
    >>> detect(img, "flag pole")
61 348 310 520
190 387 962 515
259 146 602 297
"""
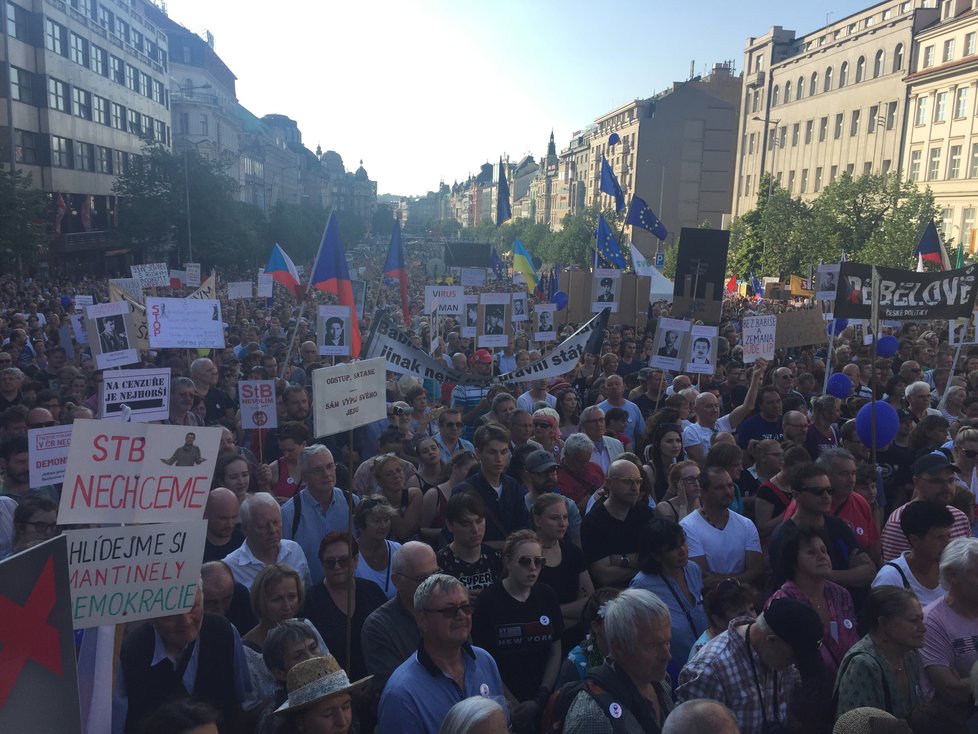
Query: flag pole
280 298 307 380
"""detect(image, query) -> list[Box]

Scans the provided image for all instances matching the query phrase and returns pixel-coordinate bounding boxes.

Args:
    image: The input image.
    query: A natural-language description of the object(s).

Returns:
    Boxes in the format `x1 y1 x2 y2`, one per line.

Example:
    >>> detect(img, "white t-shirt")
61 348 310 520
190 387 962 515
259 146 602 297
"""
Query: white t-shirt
871 551 944 607
682 422 714 453
680 509 760 575
518 391 556 413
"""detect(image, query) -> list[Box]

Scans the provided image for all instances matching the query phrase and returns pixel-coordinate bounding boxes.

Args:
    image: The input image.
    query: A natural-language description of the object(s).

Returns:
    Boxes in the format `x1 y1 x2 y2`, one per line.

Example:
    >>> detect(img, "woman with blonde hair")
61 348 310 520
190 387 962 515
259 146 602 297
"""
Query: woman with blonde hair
655 460 701 522
531 407 563 458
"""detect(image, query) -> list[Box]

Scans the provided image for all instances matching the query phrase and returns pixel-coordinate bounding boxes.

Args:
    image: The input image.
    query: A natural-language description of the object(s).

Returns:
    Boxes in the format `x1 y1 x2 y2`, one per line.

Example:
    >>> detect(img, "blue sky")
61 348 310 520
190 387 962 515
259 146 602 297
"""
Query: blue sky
162 0 873 196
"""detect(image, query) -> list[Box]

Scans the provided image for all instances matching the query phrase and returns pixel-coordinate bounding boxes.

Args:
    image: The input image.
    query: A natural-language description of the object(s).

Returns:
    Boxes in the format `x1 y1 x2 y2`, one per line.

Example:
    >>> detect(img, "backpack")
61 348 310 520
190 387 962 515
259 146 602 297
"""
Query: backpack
541 678 631 733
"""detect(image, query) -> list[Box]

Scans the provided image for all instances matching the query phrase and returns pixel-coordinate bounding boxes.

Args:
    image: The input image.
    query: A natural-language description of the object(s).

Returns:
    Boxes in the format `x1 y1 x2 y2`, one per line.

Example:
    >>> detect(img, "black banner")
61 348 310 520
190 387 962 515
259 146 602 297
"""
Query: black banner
671 228 730 325
833 262 978 321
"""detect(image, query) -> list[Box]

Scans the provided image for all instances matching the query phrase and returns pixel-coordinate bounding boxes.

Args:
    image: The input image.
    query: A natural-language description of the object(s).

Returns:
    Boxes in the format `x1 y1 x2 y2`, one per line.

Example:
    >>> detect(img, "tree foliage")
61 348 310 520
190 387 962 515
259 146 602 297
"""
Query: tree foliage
0 166 50 265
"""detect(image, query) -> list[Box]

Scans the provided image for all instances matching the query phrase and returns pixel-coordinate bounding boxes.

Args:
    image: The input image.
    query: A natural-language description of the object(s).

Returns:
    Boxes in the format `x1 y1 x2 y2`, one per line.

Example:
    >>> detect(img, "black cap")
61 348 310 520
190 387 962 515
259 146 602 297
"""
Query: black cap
913 452 957 476
525 449 558 473
600 277 613 287
764 598 823 676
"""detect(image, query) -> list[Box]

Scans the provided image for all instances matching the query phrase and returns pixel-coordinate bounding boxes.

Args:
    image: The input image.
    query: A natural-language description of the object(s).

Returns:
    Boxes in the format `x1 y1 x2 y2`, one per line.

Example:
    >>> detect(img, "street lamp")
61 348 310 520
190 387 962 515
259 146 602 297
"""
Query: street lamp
752 115 782 200
177 83 212 263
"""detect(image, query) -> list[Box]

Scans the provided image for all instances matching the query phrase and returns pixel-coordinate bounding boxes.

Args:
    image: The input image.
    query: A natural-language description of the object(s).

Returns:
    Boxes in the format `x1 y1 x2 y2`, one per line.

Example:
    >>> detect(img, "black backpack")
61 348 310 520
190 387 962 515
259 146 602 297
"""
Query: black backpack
542 678 631 733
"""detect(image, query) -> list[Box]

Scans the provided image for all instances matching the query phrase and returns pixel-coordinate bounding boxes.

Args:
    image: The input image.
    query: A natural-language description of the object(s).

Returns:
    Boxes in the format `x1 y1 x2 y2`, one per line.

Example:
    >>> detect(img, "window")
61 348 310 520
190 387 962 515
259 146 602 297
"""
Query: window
200 114 208 136
873 50 885 78
830 165 838 183
788 170 796 192
152 80 164 105
751 90 760 113
128 109 141 135
69 33 88 66
886 101 897 130
72 88 91 119
915 95 929 125
116 18 129 44
14 129 37 164
796 77 804 100
815 167 823 192
6 3 30 42
869 105 879 133
805 120 814 144
772 85 780 106
950 145 963 178
51 135 71 168
839 61 849 87
883 159 892 173
864 162 873 175
91 45 106 76
846 163 855 176
943 39 955 63
125 65 137 91
97 146 112 174
909 150 922 181
855 57 866 83
965 208 977 252
10 67 33 104
75 141 94 171
928 147 942 180
851 109 861 136
834 113 844 139
47 78 67 112
109 56 123 85
819 117 828 142
93 95 108 125
935 91 948 122
113 150 126 175
970 144 978 177
967 32 977 57
784 80 791 101
924 45 935 68
748 133 755 154
98 4 113 31
745 175 752 195
155 120 166 144
792 123 800 146
942 208 954 240
894 44 905 72
824 67 833 92
801 169 809 193
45 19 65 56
139 72 149 98
177 112 189 134
111 102 125 130
809 72 818 97
778 126 787 147
132 29 144 53
955 87 969 118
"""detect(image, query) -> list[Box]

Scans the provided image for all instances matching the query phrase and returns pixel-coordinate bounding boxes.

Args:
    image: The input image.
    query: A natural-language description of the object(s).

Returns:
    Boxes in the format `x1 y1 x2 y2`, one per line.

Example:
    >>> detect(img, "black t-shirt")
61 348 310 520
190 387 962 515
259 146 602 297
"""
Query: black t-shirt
633 394 661 419
538 540 587 605
581 501 655 566
303 578 387 680
877 442 914 507
203 527 245 562
769 516 860 584
471 581 563 702
204 386 236 425
436 544 502 595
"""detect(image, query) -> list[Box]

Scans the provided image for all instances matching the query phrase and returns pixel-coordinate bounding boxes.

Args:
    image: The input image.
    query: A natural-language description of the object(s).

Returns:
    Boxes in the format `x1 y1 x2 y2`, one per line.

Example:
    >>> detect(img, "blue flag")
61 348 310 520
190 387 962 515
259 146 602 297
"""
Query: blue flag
490 248 506 279
625 195 668 241
496 158 511 226
600 157 625 213
751 272 765 298
596 214 627 268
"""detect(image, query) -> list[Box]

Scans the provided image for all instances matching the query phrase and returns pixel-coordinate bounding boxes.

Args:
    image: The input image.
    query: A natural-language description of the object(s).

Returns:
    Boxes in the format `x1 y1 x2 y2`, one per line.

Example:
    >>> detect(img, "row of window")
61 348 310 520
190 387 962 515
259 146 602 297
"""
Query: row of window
907 142 978 182
742 160 894 197
921 31 978 70
9 67 170 145
914 86 974 124
15 128 137 174
745 103 899 157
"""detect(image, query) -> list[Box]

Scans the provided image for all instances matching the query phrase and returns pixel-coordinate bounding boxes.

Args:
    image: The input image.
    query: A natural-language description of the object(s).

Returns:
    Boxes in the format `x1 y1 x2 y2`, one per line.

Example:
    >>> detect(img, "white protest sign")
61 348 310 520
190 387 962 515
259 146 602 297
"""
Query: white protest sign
742 314 777 363
257 271 274 298
69 313 89 344
462 295 478 338
650 317 691 372
146 297 225 349
100 368 171 422
317 305 352 357
58 421 222 524
184 263 201 287
65 520 207 629
85 301 138 370
239 380 278 430
512 292 529 322
461 268 487 287
109 278 143 304
684 325 719 375
424 285 463 316
228 281 253 300
28 424 73 488
312 357 386 438
478 292 510 349
533 304 557 342
131 263 169 288
74 294 94 311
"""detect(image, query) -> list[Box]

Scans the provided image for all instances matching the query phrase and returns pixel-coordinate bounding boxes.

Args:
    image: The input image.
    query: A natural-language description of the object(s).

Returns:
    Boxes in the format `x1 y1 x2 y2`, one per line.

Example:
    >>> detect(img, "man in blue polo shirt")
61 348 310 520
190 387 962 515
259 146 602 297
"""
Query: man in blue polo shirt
377 574 506 733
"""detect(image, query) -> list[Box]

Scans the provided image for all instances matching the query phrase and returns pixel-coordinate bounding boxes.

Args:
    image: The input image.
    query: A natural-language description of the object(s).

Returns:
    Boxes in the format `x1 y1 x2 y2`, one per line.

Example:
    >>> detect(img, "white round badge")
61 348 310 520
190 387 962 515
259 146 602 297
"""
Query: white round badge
539 615 550 626
843 619 853 630
856 527 864 536
609 702 622 719
480 683 489 697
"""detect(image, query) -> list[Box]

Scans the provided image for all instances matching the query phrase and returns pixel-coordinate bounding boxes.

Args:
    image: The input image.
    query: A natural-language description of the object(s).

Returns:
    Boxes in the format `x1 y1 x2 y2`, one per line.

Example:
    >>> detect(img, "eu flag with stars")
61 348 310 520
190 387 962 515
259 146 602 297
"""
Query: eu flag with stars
596 214 627 268
625 194 668 241
490 248 506 279
600 157 625 213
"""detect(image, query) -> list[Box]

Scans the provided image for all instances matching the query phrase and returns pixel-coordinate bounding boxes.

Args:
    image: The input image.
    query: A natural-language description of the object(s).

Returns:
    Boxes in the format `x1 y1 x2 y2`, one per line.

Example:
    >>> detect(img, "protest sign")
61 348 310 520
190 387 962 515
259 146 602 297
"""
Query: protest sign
184 262 201 287
834 262 978 320
239 380 278 430
28 424 73 488
478 293 510 349
424 285 463 316
0 537 82 733
462 295 478 338
363 307 609 386
146 297 225 349
533 304 557 342
257 271 274 298
317 305 352 357
85 302 138 370
109 278 143 304
58 421 221 524
228 281 252 299
65 520 206 629
74 294 94 311
671 228 730 324
742 314 777 363
69 314 89 345
461 268 486 287
789 274 813 295
131 263 169 288
58 324 75 358
312 357 386 438
592 269 621 314
169 270 186 288
775 310 828 349
512 292 528 322
186 273 217 300
950 315 978 346
816 264 840 302
650 317 690 372
100 368 171 422
684 325 719 375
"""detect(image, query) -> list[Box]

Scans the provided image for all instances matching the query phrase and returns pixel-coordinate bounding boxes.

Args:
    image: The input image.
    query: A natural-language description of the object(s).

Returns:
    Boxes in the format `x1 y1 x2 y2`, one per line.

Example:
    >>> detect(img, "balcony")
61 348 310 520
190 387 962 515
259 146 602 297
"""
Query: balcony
747 70 766 88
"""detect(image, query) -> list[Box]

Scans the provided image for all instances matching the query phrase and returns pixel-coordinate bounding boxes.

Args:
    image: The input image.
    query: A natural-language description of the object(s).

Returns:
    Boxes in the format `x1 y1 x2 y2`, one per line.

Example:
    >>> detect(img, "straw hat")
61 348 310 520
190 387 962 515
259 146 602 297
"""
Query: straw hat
273 655 372 716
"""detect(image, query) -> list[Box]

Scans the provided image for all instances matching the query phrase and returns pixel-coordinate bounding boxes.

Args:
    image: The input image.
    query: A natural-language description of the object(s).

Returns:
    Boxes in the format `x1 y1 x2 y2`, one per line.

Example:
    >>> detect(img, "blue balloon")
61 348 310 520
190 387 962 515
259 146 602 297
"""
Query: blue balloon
877 335 899 357
826 373 853 399
608 133 621 146
827 318 849 337
553 290 569 311
855 400 900 448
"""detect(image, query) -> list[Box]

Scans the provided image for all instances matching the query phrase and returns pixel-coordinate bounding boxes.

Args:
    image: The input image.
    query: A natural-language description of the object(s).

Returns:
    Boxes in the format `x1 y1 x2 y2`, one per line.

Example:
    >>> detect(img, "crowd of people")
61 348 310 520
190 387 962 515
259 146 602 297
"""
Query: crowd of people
4 243 978 734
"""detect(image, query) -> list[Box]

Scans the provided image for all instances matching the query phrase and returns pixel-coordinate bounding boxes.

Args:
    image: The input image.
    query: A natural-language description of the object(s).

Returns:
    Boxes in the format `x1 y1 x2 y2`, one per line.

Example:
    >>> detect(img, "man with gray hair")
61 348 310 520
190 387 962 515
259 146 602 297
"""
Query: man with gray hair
579 406 623 476
562 588 674 732
558 431 606 506
165 376 203 427
662 699 740 734
377 573 505 734
906 380 941 423
223 493 311 589
281 444 359 584
815 447 880 564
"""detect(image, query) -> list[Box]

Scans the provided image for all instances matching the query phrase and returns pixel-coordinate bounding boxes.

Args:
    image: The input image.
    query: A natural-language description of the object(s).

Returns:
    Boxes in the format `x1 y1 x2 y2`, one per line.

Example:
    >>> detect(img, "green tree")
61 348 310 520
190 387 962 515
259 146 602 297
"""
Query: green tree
0 165 50 266
267 199 329 262
372 204 395 236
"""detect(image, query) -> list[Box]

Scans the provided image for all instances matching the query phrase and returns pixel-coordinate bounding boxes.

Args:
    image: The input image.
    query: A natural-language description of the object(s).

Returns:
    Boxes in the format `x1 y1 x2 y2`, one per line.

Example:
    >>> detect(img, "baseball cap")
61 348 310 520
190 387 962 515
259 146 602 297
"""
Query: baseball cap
912 452 957 476
472 349 493 364
525 449 558 473
763 598 823 676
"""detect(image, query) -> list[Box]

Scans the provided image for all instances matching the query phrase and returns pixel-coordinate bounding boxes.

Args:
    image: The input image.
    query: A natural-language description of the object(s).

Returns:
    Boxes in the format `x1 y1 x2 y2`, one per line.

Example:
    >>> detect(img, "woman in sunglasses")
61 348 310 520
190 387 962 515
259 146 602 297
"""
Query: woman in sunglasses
305 532 386 682
531 408 563 459
472 529 563 734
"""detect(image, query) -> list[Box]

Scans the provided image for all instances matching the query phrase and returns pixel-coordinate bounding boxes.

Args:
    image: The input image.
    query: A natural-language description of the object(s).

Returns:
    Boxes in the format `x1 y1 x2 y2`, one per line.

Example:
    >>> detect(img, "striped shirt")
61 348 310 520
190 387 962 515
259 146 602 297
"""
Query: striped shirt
881 501 972 562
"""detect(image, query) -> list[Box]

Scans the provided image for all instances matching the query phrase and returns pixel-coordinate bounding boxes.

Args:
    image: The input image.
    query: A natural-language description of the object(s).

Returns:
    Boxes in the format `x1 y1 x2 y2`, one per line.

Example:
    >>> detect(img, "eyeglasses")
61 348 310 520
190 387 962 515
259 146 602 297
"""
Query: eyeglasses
799 486 832 496
321 556 351 569
424 603 473 619
24 521 58 533
680 475 700 484
516 556 546 569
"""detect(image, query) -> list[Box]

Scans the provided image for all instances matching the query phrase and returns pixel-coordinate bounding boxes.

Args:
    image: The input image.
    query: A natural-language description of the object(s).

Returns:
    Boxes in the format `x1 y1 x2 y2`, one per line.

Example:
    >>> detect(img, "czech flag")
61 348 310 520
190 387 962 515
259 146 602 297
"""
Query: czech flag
265 243 301 296
384 219 410 323
310 211 361 356
915 220 951 271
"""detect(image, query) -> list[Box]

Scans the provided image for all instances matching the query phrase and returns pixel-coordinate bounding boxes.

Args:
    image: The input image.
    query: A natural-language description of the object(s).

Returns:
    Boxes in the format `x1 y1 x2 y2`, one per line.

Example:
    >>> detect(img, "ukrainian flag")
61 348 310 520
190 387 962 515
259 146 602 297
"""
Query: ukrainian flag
512 240 539 292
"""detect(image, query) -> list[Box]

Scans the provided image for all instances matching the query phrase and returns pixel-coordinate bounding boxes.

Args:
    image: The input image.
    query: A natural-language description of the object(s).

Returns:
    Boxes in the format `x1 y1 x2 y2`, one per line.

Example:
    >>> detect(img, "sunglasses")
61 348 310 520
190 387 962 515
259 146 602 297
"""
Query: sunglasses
425 603 473 619
321 556 351 569
516 555 546 569
800 486 832 496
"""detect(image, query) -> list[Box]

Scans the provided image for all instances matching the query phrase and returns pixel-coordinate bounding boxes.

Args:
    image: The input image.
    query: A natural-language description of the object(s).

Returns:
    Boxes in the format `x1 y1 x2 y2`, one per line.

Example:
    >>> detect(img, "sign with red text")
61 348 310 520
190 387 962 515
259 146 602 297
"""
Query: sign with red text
741 314 777 363
239 380 278 430
313 357 386 437
65 520 206 628
28 425 73 489
58 421 222 524
146 296 225 349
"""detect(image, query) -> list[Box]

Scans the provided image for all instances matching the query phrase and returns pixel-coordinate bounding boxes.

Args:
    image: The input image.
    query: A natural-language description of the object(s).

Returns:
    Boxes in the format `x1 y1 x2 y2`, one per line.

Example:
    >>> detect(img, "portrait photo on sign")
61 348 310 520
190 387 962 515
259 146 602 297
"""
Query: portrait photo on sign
591 269 621 313
534 304 557 342
512 293 528 322
950 315 978 346
649 317 691 372
684 325 719 375
462 295 478 338
317 304 352 357
85 301 138 370
816 263 841 302
478 293 510 348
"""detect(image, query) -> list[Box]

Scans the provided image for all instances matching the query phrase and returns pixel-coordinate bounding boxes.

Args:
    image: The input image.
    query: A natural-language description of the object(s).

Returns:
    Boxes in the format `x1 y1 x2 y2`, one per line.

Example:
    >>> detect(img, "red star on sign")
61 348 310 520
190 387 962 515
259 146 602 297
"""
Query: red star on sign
0 555 63 710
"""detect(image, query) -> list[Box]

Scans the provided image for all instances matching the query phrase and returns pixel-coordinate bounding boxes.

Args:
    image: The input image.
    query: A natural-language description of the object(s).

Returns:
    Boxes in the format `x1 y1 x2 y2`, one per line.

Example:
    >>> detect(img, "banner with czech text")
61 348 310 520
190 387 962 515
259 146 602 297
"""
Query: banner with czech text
833 262 978 321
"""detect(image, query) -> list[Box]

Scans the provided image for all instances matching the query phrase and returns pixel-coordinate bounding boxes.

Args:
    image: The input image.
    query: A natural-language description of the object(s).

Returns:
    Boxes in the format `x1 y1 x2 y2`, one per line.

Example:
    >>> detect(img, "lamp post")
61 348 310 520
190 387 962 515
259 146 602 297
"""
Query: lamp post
177 82 212 263
752 115 781 200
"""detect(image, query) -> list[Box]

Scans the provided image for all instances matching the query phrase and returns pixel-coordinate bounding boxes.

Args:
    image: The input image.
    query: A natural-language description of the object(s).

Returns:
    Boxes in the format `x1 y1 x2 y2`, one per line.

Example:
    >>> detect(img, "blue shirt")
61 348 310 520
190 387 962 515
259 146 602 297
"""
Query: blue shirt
433 432 474 464
630 563 709 673
597 398 645 446
378 643 506 734
281 487 360 585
